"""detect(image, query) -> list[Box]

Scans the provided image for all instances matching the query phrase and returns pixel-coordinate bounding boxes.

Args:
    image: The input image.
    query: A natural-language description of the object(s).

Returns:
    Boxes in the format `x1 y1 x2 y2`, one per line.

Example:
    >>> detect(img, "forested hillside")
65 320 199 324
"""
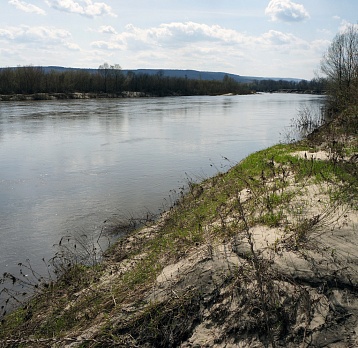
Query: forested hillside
0 65 325 98
0 66 251 97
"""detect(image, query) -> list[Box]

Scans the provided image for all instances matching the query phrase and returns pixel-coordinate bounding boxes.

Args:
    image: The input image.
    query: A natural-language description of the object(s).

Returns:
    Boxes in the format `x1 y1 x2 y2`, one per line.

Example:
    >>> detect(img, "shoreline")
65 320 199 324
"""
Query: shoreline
0 90 323 102
0 91 152 101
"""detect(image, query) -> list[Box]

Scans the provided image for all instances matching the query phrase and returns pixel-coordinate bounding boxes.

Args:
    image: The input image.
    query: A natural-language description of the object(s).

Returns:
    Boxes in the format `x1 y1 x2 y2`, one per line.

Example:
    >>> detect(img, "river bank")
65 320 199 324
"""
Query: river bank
0 90 322 102
0 91 153 101
0 108 357 347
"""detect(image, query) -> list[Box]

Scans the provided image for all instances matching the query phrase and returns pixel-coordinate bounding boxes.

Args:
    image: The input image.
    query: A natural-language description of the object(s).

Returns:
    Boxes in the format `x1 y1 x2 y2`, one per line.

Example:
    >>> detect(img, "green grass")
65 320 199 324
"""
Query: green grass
259 211 284 228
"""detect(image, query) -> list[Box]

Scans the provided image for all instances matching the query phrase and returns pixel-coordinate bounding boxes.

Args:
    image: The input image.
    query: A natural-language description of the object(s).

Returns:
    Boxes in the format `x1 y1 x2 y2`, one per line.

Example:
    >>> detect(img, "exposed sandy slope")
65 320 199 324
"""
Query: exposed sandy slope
149 186 358 346
1 147 356 348
60 150 358 348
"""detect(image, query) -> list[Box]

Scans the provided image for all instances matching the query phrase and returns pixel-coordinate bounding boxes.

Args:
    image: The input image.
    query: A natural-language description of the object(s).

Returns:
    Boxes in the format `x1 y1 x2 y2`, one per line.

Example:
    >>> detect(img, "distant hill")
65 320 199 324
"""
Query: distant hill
5 66 303 83
121 69 303 83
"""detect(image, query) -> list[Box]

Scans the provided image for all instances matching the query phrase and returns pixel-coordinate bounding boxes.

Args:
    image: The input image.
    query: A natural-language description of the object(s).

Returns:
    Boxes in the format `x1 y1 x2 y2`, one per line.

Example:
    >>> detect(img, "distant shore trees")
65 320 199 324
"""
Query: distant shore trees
0 64 253 97
249 77 325 94
0 63 329 98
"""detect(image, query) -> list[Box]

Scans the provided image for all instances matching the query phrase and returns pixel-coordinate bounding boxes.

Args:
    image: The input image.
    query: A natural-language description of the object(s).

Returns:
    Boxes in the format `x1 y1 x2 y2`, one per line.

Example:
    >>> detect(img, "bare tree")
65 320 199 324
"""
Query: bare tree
321 24 358 111
98 62 110 93
98 63 123 93
111 64 124 93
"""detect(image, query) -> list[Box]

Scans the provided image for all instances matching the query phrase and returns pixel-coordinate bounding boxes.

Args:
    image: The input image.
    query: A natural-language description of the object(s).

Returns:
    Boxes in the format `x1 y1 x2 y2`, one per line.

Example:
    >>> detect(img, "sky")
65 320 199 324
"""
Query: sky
0 0 357 80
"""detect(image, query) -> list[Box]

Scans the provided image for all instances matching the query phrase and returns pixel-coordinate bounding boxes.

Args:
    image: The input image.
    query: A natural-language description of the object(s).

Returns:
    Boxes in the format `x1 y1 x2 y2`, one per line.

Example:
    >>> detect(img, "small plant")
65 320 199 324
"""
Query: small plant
281 104 325 143
260 211 284 228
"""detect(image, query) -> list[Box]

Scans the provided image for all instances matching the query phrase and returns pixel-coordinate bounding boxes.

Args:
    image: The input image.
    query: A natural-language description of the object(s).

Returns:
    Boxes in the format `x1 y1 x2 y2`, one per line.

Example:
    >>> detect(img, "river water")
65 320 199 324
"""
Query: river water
0 93 324 279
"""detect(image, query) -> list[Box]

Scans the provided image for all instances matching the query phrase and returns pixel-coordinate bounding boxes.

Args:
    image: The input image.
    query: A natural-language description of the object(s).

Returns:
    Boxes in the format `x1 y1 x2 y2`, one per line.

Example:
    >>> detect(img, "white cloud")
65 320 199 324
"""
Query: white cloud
8 0 46 15
99 25 117 34
0 20 322 78
261 30 293 45
259 30 308 49
46 0 82 13
0 28 17 40
265 0 310 22
88 21 320 77
90 21 315 55
0 25 72 45
246 30 312 62
28 26 70 41
85 1 115 17
0 25 82 68
158 22 248 45
90 22 258 72
91 22 250 51
64 41 81 50
91 40 124 50
46 0 116 17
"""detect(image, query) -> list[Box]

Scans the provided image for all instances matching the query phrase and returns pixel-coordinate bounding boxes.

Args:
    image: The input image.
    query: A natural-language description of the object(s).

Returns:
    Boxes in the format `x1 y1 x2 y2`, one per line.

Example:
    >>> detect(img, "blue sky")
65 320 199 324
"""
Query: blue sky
1 0 357 79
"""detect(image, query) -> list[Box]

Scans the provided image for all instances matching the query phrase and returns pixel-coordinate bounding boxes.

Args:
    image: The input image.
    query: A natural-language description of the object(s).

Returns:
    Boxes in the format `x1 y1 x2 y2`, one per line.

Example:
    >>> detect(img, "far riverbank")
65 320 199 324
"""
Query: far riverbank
0 90 325 102
0 91 153 101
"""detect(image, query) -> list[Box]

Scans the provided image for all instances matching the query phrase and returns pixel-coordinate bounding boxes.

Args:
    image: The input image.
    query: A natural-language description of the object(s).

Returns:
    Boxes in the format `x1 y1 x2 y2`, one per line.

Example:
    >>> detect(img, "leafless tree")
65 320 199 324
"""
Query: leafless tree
321 24 358 111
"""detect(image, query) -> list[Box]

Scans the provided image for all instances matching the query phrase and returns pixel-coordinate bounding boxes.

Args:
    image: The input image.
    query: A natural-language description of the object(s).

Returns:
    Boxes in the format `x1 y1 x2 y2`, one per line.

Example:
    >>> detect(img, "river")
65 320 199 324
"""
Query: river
0 93 324 281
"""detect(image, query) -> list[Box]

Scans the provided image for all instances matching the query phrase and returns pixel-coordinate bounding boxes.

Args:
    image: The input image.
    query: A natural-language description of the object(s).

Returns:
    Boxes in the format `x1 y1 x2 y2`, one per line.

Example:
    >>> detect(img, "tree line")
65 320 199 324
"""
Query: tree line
250 78 326 93
0 63 330 98
0 65 253 97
